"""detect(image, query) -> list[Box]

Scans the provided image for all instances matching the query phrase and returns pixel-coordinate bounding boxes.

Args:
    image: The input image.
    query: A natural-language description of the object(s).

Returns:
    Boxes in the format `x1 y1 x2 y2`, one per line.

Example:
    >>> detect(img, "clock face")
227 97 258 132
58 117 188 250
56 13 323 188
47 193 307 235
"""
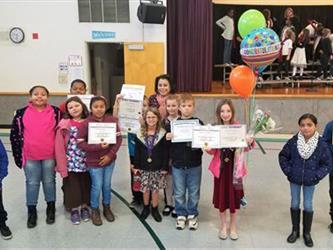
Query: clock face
9 27 25 44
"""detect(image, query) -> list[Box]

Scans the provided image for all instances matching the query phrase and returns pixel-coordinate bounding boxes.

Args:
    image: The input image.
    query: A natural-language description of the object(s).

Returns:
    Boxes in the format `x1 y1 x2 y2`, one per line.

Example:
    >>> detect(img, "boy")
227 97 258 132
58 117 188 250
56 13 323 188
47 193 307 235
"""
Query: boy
162 95 179 217
166 94 203 230
0 139 12 240
59 79 87 113
322 119 333 233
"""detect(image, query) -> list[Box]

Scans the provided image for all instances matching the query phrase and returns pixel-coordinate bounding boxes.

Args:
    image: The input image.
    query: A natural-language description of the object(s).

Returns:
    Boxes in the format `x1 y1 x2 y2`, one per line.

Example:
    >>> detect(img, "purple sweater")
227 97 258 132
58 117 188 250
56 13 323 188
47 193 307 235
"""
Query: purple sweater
78 115 122 167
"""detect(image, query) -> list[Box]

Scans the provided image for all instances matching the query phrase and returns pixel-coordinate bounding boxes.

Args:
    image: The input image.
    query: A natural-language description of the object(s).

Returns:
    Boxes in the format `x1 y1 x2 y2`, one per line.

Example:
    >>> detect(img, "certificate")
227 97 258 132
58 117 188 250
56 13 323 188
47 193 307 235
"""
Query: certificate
192 125 221 148
219 124 247 148
120 84 145 101
118 117 141 134
88 122 116 144
119 99 142 119
67 94 94 111
171 119 199 143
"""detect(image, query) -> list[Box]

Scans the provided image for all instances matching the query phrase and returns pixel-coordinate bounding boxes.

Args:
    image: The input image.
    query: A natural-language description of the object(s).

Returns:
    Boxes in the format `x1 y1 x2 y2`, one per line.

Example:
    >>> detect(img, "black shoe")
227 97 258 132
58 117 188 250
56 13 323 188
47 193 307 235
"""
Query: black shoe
129 199 141 208
0 225 12 240
303 210 314 247
162 205 174 216
27 205 37 228
46 202 55 224
140 205 150 220
151 206 162 222
329 223 333 233
287 208 300 243
171 210 177 218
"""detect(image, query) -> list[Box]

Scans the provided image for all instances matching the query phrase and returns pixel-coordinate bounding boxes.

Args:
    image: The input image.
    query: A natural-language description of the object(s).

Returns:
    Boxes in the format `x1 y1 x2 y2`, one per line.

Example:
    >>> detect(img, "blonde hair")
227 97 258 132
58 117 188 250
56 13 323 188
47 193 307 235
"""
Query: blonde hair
165 94 180 104
140 107 161 137
179 93 195 105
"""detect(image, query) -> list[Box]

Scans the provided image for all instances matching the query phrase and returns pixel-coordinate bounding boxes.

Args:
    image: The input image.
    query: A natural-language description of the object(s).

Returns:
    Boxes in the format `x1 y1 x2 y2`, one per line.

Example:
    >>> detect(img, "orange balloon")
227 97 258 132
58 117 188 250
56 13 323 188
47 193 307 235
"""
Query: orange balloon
229 65 256 97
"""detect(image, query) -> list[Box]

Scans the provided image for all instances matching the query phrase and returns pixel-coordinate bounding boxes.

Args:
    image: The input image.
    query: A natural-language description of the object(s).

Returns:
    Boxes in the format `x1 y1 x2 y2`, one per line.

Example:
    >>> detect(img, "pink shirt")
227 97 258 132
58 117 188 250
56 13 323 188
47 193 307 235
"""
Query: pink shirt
23 103 56 160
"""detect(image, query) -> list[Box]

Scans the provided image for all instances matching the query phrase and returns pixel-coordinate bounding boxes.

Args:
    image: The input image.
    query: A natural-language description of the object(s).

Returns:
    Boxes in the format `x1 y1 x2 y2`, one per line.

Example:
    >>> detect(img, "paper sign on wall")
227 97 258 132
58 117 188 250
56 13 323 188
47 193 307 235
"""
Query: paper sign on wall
58 62 68 84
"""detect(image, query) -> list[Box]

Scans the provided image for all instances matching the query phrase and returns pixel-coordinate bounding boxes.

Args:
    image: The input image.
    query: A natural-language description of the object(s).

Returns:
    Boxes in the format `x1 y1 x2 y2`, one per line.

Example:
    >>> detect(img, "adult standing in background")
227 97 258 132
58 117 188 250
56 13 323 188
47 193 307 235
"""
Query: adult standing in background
283 7 300 35
216 9 235 65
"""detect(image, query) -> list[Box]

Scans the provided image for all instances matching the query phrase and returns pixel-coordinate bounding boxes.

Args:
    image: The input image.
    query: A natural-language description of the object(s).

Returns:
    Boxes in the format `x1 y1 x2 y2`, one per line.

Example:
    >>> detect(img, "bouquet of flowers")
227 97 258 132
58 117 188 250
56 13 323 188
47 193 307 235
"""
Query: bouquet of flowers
249 109 276 136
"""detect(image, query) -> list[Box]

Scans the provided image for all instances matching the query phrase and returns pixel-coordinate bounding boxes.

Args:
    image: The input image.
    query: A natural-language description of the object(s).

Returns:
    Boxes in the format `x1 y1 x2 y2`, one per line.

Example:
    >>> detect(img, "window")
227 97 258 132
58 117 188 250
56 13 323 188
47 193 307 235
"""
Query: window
78 0 130 23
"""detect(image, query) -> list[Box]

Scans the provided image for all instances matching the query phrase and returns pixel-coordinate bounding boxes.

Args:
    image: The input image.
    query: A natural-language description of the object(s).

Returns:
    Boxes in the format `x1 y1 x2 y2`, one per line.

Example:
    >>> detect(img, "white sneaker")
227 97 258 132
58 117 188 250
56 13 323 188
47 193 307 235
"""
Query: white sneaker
187 215 198 230
176 216 186 230
258 76 264 82
275 76 281 80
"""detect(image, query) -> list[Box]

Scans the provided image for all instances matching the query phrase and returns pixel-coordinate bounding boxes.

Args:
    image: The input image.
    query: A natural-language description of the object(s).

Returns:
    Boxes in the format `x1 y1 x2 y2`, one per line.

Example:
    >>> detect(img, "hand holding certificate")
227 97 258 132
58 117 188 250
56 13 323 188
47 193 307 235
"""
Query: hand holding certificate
88 122 116 144
192 125 221 148
171 119 199 143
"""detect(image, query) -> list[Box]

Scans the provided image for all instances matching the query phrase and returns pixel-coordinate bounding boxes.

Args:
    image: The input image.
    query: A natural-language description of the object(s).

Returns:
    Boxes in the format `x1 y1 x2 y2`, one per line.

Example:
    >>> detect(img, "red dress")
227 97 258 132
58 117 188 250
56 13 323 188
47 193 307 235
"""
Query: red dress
213 148 244 213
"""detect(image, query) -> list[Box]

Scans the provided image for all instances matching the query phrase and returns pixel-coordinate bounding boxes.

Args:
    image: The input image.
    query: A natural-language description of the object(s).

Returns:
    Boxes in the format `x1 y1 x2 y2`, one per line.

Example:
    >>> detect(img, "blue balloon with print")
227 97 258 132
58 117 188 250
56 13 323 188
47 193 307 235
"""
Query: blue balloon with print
240 28 281 73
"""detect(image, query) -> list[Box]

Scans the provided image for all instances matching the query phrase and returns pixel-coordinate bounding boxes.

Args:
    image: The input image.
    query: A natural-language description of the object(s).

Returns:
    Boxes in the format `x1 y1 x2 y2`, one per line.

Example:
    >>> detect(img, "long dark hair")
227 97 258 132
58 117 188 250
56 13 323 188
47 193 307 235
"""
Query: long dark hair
298 113 317 126
154 74 175 94
64 96 89 119
89 96 107 110
215 99 235 125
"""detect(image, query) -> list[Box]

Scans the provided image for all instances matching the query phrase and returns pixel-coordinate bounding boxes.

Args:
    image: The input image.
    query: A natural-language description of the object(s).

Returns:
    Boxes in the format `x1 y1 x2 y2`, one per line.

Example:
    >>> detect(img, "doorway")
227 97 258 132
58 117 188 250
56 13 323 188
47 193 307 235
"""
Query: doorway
88 42 124 109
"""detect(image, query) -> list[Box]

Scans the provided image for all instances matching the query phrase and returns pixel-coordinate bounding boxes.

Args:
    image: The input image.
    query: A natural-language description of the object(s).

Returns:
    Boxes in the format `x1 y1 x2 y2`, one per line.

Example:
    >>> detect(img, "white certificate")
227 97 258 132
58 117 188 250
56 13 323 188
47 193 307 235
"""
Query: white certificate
120 84 145 101
88 122 116 144
119 99 142 119
67 94 94 111
118 117 141 134
171 119 199 143
192 125 221 148
220 124 247 148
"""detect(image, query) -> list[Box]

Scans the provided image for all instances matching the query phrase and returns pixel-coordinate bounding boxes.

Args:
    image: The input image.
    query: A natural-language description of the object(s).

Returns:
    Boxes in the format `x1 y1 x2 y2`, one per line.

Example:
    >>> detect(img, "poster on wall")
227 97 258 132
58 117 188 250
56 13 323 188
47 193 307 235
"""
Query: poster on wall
58 62 68 84
68 55 84 83
68 55 82 66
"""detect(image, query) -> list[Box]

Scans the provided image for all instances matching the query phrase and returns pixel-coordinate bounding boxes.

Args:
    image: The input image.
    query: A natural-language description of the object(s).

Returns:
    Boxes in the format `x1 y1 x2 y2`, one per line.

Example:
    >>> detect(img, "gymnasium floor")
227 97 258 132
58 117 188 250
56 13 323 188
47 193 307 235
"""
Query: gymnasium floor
1 135 333 249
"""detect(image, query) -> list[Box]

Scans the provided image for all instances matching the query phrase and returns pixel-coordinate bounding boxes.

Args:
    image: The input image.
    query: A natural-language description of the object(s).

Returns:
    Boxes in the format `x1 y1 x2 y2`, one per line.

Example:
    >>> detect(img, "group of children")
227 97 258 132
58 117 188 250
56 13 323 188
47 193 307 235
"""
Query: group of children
0 76 333 248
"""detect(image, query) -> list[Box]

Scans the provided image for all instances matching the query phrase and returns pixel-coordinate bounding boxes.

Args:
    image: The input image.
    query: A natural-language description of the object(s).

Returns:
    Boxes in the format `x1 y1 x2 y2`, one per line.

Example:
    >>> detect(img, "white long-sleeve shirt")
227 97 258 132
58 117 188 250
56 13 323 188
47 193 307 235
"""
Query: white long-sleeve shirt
216 15 234 40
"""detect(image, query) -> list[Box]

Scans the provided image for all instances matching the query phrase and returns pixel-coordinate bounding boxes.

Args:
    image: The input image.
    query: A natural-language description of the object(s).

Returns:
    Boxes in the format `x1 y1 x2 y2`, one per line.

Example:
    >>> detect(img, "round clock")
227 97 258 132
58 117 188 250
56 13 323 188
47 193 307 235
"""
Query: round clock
9 27 25 44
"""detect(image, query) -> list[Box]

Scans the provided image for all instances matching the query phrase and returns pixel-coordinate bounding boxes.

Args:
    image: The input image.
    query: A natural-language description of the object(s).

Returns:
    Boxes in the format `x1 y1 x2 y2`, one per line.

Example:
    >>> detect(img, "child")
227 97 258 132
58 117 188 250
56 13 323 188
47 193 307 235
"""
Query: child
206 99 253 240
291 29 310 80
166 94 203 230
277 28 295 81
78 96 122 226
59 79 87 113
133 107 169 222
112 94 149 208
316 28 332 80
322 118 333 233
55 96 91 225
148 74 174 119
279 113 331 247
0 139 12 240
10 85 62 228
161 94 179 217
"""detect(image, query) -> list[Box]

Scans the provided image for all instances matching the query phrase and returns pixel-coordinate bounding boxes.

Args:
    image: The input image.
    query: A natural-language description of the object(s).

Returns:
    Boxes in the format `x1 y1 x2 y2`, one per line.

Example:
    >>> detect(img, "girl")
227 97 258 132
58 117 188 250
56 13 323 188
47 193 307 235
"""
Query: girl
161 94 179 217
133 107 169 222
59 79 87 113
291 29 310 80
279 114 331 247
148 74 175 119
206 99 253 240
277 28 295 81
55 96 91 225
77 96 122 226
10 85 61 228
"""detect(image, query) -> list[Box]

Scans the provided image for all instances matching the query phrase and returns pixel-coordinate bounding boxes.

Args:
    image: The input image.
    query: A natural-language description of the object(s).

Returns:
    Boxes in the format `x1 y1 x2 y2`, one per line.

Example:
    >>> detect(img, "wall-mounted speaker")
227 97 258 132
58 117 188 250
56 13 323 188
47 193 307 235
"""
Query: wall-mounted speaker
137 2 166 24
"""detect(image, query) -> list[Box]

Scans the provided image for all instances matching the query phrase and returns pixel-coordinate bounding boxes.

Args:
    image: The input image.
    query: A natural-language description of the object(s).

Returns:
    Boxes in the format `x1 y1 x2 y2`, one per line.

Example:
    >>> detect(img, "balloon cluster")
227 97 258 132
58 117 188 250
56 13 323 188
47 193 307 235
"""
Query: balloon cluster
229 9 281 97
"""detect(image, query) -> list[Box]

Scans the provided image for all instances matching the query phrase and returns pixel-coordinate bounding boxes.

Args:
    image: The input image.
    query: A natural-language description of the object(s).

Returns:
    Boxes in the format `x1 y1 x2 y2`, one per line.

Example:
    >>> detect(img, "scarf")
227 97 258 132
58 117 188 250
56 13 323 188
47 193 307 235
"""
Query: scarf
297 131 319 160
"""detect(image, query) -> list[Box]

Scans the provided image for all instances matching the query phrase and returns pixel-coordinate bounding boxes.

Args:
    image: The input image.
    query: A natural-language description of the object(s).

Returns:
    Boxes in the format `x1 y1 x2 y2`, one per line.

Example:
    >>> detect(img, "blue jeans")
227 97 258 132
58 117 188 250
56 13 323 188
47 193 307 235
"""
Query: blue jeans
290 183 315 212
223 38 232 64
88 162 115 209
172 165 202 216
24 159 56 206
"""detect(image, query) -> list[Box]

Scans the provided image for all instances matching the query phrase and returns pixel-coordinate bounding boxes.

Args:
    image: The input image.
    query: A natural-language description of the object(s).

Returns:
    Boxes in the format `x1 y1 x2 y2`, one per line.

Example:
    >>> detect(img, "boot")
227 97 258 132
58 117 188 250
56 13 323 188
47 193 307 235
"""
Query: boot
140 205 150 220
91 208 103 226
287 208 300 243
46 201 55 224
151 206 162 222
303 210 314 247
27 205 37 228
103 204 115 222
